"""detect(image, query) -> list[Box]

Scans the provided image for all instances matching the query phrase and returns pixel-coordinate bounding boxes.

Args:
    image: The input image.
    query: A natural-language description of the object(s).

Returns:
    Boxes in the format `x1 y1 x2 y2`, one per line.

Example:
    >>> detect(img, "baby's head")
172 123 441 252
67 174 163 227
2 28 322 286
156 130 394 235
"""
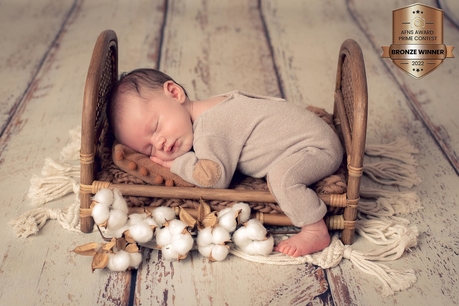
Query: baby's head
107 68 194 161
107 69 187 128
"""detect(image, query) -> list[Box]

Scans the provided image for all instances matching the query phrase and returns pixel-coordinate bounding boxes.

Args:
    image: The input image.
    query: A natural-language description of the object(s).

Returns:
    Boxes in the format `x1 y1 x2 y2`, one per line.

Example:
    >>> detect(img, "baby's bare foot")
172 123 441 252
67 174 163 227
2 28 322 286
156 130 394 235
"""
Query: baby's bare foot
274 219 330 257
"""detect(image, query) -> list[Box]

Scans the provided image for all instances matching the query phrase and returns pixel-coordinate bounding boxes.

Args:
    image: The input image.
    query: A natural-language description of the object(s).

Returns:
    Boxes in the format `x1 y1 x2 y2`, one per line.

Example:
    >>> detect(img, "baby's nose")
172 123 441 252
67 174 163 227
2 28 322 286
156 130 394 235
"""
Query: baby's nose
154 135 166 151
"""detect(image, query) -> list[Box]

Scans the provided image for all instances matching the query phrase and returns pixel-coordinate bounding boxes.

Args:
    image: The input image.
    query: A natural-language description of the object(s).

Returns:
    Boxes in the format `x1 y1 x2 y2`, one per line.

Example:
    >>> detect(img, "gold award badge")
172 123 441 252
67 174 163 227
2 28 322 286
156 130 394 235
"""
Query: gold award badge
382 3 454 79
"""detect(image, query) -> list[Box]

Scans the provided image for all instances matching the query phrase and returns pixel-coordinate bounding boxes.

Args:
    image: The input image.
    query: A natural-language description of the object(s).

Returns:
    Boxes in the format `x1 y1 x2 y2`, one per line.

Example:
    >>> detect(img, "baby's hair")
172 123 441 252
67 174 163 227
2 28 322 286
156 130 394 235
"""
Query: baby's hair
106 68 187 131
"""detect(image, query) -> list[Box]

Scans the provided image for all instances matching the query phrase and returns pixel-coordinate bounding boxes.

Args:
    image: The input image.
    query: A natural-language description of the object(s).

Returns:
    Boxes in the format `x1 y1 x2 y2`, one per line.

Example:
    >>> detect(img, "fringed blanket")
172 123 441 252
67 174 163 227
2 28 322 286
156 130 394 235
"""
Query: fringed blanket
11 126 423 296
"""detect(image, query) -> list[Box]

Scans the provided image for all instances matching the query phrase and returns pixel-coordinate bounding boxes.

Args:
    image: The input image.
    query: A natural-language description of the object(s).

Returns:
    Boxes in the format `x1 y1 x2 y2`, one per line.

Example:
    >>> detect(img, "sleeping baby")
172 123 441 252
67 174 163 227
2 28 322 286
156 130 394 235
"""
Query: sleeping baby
107 68 343 257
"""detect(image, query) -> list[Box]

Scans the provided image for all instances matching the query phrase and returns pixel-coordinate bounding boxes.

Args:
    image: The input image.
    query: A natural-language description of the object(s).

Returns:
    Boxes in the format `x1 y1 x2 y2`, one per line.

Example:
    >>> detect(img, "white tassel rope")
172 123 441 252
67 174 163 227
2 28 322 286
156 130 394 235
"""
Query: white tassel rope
364 137 421 188
9 200 81 238
11 126 85 237
364 161 422 188
365 138 419 165
230 222 418 297
60 125 81 162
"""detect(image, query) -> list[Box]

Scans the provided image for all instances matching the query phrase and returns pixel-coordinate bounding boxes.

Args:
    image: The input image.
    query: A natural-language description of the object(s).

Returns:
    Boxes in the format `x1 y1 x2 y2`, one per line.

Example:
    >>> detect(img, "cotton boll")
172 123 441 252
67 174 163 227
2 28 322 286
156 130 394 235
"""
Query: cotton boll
240 242 257 255
91 203 111 225
129 252 143 269
245 219 267 241
217 207 232 217
196 227 213 246
211 226 231 245
112 189 129 214
171 233 194 255
107 250 131 272
198 244 213 257
107 209 128 231
251 235 274 255
106 223 129 238
92 188 114 206
129 222 154 243
232 226 251 247
231 202 251 223
128 213 147 226
142 216 158 227
168 219 187 236
210 244 229 261
161 245 179 261
155 227 172 247
218 211 237 233
152 207 176 227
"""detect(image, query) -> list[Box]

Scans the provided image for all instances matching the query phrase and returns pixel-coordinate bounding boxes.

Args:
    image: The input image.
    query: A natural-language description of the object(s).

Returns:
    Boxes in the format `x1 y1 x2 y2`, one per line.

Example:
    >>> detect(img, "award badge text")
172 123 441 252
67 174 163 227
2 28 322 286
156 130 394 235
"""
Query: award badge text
382 3 454 79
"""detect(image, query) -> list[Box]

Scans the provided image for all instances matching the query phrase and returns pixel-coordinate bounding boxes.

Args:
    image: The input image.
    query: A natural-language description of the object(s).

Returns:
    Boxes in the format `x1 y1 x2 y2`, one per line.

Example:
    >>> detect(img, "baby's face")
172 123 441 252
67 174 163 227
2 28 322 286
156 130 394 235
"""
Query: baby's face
116 91 193 162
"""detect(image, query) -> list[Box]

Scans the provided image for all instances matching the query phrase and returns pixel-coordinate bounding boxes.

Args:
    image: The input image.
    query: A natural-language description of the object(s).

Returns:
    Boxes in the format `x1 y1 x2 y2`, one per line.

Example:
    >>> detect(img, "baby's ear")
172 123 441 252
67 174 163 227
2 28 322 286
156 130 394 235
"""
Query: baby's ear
164 81 186 103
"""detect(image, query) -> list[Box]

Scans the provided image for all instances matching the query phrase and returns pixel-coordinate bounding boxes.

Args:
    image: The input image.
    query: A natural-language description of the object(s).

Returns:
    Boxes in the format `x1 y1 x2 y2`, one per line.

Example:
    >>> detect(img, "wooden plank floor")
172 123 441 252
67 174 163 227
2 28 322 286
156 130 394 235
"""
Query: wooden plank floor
0 0 458 305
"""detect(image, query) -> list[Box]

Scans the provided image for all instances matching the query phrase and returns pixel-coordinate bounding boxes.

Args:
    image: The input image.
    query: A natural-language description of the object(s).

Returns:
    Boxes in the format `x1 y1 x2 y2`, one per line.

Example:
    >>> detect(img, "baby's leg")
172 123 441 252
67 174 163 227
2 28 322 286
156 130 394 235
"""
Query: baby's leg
267 149 340 257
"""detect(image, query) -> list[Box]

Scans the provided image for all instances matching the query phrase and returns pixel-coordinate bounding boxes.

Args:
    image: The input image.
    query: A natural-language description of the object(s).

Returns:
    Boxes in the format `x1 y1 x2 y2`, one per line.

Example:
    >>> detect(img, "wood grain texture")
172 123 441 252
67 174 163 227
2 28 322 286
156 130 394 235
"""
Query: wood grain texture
136 249 329 306
0 0 76 139
158 0 281 99
0 0 458 305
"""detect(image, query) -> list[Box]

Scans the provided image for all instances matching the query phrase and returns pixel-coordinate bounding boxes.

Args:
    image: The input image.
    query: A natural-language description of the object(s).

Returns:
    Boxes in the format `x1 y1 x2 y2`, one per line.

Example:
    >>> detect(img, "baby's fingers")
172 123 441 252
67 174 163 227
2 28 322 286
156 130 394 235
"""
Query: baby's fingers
150 156 172 168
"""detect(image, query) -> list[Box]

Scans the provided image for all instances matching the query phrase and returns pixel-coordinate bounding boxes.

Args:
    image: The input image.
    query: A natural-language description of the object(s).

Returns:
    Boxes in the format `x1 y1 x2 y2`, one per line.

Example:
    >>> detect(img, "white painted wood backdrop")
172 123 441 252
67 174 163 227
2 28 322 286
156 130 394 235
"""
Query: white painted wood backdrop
0 0 458 305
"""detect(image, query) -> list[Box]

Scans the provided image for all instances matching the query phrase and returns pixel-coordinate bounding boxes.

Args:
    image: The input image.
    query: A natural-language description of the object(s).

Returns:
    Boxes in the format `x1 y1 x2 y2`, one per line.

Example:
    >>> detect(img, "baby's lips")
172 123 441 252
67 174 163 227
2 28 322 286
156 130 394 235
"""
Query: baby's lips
164 141 177 153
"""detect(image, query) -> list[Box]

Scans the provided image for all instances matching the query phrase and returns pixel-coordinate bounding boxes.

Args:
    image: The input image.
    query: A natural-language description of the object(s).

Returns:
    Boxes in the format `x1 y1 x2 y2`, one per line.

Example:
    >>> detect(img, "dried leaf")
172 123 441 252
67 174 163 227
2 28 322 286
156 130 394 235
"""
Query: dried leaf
116 237 127 251
201 211 218 228
123 230 136 244
102 238 116 252
92 250 109 272
98 220 108 228
235 209 243 224
178 207 197 228
73 242 100 256
197 198 211 222
125 243 139 253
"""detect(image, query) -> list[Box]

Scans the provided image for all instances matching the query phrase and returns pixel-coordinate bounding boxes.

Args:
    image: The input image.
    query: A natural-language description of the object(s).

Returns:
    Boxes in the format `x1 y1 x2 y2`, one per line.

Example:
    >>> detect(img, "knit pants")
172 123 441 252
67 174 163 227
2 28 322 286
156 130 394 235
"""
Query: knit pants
266 147 342 227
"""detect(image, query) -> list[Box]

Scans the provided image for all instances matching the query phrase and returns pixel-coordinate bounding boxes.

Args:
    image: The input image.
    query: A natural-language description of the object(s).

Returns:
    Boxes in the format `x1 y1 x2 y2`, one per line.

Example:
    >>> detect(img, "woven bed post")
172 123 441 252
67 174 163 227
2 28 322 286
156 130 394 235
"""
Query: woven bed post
334 39 368 245
80 30 118 233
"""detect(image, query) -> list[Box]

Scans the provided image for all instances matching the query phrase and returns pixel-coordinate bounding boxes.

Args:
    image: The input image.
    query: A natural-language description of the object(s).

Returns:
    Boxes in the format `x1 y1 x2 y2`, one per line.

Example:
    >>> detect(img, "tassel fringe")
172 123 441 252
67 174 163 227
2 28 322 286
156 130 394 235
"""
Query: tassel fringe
365 138 419 165
60 126 81 162
11 126 87 237
364 138 422 188
364 162 422 188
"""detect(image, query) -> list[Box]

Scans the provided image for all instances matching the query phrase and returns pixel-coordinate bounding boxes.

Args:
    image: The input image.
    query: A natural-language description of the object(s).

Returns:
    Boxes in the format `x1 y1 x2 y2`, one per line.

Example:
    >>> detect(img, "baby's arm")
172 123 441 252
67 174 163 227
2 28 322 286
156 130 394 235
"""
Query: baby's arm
170 134 238 189
171 151 230 188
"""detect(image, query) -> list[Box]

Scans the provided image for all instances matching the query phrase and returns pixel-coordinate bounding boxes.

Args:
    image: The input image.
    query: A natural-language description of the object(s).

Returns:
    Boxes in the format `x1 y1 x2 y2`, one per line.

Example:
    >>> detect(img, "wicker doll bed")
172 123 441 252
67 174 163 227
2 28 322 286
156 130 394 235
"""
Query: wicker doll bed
79 30 367 245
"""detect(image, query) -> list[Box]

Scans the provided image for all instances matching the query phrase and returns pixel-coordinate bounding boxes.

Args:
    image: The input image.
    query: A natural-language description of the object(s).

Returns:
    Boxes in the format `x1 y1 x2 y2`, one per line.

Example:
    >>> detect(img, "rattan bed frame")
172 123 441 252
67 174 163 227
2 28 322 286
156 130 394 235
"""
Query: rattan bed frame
79 30 367 245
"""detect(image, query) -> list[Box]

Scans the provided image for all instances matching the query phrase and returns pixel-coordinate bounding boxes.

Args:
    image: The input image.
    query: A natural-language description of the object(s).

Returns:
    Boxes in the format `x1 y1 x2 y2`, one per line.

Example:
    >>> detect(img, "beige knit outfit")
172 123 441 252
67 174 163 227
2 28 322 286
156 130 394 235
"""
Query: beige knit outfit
171 91 343 226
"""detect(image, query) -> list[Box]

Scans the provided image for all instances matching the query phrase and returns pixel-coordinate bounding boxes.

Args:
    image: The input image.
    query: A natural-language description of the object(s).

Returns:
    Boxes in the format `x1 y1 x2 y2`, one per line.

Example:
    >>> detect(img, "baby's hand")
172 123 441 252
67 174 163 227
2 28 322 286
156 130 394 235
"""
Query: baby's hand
150 156 174 168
